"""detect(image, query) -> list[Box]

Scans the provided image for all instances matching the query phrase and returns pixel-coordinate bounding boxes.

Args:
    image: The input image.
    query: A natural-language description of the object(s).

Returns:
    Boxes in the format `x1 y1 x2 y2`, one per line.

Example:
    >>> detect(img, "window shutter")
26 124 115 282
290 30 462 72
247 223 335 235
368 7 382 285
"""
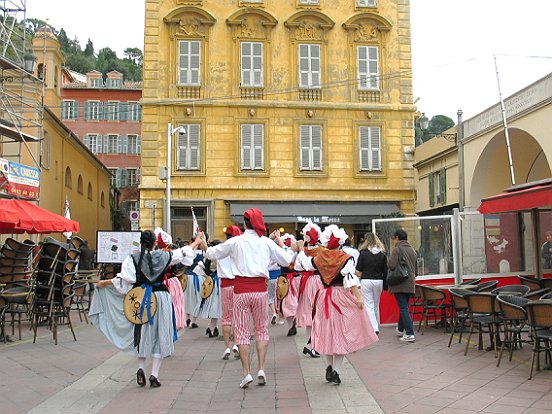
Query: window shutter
102 135 109 153
241 124 252 170
311 44 320 88
84 101 90 120
83 134 90 149
179 40 201 85
253 124 264 169
241 42 251 86
300 125 311 170
119 102 128 121
359 127 370 170
190 41 201 85
368 47 379 89
440 167 447 204
357 46 379 90
311 125 322 170
188 125 200 170
117 135 127 154
429 173 435 207
136 135 142 153
253 42 263 86
241 42 263 87
299 44 310 88
370 127 381 171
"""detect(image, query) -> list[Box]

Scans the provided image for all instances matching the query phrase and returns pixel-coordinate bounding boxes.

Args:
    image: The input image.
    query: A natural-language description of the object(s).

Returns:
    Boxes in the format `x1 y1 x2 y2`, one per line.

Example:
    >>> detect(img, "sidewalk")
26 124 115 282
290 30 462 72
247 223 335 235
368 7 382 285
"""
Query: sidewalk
1 311 551 413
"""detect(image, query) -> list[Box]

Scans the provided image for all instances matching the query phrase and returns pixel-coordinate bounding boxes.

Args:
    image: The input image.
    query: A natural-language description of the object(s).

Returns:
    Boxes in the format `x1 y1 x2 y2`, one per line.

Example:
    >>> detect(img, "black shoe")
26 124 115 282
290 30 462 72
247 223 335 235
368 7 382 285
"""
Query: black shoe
325 365 333 382
302 347 321 358
206 327 212 337
331 370 341 385
287 325 297 336
191 323 198 329
186 318 191 327
149 375 162 388
136 369 146 387
212 327 219 337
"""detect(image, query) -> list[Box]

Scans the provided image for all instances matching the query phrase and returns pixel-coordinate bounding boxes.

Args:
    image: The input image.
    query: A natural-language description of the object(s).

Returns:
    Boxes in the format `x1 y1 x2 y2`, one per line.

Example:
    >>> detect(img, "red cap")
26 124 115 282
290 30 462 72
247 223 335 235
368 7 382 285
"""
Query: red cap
244 208 266 237
156 232 169 249
225 225 242 238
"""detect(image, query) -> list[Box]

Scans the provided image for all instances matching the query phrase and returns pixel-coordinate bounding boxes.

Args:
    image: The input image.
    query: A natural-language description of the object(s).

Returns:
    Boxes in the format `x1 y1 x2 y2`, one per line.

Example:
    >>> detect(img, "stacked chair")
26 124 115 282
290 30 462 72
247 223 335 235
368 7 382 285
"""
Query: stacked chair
29 237 80 345
0 238 36 342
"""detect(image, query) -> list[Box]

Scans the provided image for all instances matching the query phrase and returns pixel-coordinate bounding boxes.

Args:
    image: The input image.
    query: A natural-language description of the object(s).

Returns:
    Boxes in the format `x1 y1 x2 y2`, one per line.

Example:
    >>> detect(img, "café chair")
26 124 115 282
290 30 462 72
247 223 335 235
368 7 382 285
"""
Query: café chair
539 292 552 300
519 275 542 291
473 280 499 292
491 285 530 296
417 285 451 335
523 288 551 300
496 295 529 367
448 288 471 347
540 279 552 290
409 284 424 322
526 301 552 379
464 292 501 356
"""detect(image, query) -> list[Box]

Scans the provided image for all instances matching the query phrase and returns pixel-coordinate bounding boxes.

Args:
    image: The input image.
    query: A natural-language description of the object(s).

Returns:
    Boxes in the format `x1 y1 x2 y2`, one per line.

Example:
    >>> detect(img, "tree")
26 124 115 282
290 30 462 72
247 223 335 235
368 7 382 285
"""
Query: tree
416 114 455 145
123 47 143 65
84 39 94 56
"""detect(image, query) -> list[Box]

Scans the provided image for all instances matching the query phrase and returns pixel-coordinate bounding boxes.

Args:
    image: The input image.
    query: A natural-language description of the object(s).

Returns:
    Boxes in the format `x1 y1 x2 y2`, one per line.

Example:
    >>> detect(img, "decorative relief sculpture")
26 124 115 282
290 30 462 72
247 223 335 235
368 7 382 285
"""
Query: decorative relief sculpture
178 18 203 37
295 21 321 40
357 23 378 41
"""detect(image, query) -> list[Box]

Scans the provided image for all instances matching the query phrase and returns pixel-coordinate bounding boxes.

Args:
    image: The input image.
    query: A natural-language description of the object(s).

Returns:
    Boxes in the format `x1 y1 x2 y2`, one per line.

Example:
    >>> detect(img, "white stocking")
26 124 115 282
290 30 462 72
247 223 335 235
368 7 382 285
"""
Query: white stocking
333 355 344 374
151 357 162 378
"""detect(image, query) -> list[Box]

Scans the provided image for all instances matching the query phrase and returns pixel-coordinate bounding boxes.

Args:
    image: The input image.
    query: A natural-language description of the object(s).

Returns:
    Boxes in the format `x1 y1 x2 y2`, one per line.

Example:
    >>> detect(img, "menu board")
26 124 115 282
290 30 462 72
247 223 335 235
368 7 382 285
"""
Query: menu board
96 231 141 263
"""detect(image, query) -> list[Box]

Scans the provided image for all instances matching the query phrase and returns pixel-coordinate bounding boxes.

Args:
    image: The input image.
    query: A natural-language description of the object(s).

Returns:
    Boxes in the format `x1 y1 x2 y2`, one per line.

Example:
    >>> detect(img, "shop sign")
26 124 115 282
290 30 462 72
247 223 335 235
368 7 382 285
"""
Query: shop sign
296 215 341 224
0 158 40 199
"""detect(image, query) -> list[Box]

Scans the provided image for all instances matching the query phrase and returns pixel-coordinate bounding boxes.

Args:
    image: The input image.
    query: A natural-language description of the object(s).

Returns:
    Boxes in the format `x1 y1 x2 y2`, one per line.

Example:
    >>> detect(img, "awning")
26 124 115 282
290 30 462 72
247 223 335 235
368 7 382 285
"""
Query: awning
478 179 552 214
0 199 80 234
229 202 400 224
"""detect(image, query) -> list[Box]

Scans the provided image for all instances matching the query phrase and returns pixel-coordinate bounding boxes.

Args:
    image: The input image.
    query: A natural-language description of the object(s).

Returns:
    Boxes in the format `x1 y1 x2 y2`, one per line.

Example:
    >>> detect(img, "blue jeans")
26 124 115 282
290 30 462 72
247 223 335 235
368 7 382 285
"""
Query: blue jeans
394 292 414 335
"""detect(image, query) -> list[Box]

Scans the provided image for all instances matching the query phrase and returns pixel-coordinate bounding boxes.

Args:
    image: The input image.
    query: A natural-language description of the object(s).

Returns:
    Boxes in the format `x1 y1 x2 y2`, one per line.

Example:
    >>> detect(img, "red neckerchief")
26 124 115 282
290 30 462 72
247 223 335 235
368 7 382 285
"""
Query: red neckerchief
311 248 351 286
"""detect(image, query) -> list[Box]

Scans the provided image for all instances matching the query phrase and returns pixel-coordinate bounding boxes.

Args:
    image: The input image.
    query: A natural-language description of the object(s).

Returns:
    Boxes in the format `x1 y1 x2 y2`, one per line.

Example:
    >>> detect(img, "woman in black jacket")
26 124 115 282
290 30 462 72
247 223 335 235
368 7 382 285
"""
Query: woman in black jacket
355 233 387 334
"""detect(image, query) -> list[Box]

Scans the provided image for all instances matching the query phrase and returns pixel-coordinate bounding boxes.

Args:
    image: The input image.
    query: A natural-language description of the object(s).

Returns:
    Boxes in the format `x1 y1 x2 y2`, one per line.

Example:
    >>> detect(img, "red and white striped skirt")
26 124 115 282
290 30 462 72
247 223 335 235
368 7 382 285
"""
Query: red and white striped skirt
295 273 323 328
311 286 378 355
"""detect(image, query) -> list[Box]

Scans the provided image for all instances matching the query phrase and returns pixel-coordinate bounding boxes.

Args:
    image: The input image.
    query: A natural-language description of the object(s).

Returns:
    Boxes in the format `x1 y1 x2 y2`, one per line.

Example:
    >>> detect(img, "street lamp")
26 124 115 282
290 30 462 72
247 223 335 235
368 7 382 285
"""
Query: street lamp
418 113 458 143
166 123 186 232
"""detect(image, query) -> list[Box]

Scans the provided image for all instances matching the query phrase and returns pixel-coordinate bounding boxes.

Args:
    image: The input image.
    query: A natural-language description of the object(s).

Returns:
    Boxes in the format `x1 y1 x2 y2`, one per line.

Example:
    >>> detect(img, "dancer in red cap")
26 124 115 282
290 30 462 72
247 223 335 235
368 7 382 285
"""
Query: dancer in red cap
202 208 294 388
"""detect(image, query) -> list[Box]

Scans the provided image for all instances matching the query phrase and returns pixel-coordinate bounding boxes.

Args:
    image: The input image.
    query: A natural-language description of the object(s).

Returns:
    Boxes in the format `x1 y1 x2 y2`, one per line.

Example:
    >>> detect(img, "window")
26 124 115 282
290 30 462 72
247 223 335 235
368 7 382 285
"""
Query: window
429 168 446 207
84 134 101 153
109 169 117 187
178 40 201 86
357 0 377 6
107 134 118 154
241 42 263 87
61 100 78 120
87 182 93 200
106 78 122 88
357 46 379 90
127 200 139 212
77 175 84 194
127 134 141 154
90 78 103 88
106 101 120 121
127 168 140 187
127 102 141 121
299 44 321 89
300 125 322 171
176 124 201 171
85 100 103 120
65 167 72 188
240 124 264 170
359 126 381 171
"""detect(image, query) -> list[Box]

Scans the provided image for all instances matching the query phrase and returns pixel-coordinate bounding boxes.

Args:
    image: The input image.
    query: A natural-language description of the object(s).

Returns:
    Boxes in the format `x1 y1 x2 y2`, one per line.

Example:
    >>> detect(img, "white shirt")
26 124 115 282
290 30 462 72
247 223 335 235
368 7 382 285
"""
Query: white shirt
205 229 294 278
217 255 234 279
342 246 360 266
112 246 197 294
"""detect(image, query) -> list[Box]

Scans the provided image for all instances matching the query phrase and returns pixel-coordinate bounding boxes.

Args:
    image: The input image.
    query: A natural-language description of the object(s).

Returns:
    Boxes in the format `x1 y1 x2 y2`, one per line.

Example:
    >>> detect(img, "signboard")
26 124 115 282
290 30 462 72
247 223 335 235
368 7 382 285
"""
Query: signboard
0 158 40 199
96 231 141 263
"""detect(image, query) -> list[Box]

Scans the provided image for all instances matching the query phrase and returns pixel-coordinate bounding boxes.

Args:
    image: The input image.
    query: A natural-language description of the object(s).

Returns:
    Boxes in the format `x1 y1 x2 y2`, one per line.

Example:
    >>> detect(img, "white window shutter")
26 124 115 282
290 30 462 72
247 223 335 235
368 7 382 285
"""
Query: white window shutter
370 127 381 171
241 42 263 87
241 42 251 86
311 44 320 88
83 134 90 149
357 46 379 90
253 43 263 86
189 125 200 170
299 44 321 88
253 124 264 169
177 124 200 170
177 130 187 169
311 126 322 170
300 125 311 170
136 135 141 153
359 126 382 171
299 44 310 88
241 125 252 170
360 127 370 170
179 41 201 85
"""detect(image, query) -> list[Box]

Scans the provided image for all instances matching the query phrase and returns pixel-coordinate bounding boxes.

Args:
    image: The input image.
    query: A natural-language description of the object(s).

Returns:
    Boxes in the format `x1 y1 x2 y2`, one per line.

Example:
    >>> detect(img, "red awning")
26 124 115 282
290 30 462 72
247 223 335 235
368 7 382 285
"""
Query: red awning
478 182 552 214
0 199 80 234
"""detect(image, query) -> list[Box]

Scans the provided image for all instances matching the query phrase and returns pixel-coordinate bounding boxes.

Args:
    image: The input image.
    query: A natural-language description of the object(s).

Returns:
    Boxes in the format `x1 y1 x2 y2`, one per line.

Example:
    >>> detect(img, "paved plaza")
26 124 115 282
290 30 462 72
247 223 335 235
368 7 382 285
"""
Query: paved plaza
1 309 551 414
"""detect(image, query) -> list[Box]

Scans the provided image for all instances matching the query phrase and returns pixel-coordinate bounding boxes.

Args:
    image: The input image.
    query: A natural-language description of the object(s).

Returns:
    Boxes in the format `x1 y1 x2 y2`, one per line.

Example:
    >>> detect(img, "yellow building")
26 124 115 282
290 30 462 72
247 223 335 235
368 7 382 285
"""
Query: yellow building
141 0 416 242
0 25 111 247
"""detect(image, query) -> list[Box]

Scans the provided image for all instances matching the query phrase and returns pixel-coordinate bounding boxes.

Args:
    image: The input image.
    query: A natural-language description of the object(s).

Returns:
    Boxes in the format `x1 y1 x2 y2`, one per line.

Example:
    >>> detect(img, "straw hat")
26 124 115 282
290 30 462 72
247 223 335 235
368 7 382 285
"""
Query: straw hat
124 286 158 325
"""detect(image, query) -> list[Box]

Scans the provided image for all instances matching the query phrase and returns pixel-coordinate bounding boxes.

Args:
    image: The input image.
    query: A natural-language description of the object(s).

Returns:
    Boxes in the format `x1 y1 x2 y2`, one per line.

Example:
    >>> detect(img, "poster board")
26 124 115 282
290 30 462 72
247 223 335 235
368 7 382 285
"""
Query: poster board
96 231 141 263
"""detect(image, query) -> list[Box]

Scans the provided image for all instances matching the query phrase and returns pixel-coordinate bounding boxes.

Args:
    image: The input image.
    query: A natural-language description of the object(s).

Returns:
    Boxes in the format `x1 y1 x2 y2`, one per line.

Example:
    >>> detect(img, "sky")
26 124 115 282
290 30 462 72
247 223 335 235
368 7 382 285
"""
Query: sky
25 0 552 121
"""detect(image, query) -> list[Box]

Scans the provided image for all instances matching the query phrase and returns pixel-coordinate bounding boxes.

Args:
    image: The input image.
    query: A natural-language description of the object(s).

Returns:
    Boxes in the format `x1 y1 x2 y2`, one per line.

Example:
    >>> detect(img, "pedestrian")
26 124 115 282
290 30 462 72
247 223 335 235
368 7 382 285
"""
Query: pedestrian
202 208 294 388
295 225 378 385
542 231 552 269
294 220 323 358
388 229 418 343
355 232 387 335
79 240 95 270
91 229 203 388
218 225 242 360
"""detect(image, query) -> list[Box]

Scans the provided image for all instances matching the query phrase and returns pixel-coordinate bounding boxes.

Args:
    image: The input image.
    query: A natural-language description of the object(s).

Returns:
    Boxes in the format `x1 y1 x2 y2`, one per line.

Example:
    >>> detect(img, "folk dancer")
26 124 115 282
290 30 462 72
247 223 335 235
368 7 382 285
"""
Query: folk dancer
276 233 300 336
202 208 294 388
218 225 242 359
91 229 202 388
194 239 221 338
295 225 379 384
294 220 324 358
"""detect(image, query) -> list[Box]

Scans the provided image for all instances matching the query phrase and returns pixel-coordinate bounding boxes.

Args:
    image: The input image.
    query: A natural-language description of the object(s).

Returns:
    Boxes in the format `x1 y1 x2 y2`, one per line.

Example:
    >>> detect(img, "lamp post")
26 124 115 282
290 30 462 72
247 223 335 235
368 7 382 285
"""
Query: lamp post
166 123 186 232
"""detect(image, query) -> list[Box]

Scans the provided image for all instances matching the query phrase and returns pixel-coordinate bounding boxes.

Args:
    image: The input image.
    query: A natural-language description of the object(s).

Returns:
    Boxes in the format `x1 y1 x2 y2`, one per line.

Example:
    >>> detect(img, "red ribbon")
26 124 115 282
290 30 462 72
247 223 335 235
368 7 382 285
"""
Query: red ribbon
323 287 343 319
286 273 298 297
299 271 315 296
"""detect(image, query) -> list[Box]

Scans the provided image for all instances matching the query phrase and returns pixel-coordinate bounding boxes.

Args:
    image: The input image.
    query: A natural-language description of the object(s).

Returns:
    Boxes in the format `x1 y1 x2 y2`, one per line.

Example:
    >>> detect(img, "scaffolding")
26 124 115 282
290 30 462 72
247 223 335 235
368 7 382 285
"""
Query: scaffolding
0 0 43 174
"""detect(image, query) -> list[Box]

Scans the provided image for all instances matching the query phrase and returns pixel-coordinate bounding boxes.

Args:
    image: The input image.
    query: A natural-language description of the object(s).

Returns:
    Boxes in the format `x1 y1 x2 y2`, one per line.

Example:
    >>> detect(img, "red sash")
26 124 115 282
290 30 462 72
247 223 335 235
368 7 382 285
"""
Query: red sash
234 276 267 294
323 287 343 319
299 271 315 296
220 278 235 288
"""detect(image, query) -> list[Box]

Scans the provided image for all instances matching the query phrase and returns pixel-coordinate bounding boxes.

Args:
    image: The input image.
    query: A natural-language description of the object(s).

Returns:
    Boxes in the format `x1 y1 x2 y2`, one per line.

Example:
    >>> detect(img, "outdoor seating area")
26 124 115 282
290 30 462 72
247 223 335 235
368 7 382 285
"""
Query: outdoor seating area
412 277 552 379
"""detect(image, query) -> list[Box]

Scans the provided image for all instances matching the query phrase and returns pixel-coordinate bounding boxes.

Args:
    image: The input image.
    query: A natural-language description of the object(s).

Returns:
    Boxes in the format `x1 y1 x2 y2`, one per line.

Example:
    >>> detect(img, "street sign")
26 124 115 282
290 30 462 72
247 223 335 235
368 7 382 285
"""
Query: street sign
129 210 139 221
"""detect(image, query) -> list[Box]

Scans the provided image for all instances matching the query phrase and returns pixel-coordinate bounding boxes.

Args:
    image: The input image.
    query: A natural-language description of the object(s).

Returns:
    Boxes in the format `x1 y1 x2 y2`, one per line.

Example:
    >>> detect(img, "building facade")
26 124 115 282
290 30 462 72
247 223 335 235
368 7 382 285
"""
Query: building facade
141 0 416 242
61 69 142 230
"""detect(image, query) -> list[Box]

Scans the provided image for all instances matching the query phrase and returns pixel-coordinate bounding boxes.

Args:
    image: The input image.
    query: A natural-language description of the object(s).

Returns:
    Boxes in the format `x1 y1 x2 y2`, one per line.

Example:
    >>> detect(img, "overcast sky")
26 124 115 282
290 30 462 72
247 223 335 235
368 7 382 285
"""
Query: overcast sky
26 0 552 121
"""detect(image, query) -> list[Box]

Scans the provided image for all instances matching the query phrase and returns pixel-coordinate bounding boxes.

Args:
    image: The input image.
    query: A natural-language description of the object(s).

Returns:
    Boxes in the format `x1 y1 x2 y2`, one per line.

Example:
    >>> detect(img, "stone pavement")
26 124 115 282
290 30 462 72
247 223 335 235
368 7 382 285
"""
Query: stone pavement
1 310 552 414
